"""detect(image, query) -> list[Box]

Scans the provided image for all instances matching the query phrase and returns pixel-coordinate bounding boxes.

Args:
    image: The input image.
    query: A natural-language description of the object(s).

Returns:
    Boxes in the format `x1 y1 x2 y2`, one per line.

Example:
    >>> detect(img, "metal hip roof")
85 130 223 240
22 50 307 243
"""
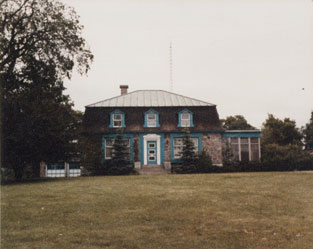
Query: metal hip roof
86 90 215 107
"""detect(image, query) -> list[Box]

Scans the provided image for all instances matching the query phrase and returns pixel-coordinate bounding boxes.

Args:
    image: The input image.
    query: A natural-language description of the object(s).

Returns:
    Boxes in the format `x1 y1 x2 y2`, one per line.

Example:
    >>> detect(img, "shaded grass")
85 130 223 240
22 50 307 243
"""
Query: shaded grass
1 172 313 249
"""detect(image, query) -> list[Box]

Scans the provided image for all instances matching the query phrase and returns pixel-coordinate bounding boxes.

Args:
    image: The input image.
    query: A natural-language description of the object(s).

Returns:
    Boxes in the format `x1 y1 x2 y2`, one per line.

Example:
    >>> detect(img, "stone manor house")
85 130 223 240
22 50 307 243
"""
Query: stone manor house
83 85 261 172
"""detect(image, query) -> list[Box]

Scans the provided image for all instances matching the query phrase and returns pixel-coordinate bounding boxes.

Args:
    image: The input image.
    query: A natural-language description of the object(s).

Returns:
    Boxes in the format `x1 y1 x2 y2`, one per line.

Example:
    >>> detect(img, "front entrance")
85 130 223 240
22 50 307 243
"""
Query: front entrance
147 141 157 164
142 134 161 165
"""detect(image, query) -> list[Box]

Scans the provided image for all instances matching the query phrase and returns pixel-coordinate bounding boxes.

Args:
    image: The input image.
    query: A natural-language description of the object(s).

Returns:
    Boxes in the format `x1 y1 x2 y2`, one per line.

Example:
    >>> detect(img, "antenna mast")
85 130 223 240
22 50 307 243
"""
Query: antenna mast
169 41 173 92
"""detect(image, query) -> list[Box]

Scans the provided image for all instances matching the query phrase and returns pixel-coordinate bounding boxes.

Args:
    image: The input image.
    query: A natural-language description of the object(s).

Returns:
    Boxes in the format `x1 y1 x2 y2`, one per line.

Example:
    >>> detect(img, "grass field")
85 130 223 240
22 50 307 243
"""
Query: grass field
1 172 313 249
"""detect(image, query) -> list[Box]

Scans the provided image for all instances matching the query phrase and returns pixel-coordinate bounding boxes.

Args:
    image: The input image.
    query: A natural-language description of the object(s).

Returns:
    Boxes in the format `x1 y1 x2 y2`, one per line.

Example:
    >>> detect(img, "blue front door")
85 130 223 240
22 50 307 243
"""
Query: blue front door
147 141 157 164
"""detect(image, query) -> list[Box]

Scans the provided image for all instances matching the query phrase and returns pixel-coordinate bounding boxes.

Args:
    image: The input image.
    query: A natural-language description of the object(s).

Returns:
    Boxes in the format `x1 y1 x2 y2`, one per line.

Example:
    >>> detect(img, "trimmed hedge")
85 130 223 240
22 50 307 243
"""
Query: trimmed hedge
172 158 313 174
93 160 136 176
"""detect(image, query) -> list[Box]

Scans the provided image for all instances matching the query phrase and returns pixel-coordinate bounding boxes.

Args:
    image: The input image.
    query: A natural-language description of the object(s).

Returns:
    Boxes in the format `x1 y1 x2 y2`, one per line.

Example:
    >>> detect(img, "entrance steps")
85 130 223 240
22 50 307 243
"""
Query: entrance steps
138 165 170 175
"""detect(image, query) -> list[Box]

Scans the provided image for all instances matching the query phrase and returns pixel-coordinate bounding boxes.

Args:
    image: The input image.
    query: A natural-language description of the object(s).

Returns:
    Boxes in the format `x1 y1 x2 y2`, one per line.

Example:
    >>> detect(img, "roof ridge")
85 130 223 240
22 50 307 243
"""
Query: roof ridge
86 89 215 107
85 89 142 107
155 89 215 106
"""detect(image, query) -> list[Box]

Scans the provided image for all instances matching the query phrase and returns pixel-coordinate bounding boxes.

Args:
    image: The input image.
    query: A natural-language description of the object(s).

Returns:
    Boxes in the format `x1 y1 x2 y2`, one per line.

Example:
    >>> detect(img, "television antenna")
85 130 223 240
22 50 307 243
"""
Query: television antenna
169 41 173 92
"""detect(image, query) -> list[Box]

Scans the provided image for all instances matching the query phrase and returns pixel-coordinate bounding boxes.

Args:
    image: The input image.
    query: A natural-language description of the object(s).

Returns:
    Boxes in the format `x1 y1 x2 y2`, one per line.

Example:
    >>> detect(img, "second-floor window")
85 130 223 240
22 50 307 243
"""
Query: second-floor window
144 109 160 128
178 109 194 128
113 114 122 127
180 113 191 127
147 113 157 127
110 110 125 128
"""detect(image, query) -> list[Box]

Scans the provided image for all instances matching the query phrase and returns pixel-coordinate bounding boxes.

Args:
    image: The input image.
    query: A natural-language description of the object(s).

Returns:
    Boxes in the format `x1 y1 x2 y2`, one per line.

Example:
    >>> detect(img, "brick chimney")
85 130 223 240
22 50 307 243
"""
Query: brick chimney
120 85 128 95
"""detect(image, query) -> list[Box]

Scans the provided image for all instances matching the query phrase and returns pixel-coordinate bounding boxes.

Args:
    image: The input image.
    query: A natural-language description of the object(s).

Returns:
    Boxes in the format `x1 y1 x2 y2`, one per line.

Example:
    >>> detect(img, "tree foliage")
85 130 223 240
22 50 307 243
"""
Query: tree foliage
181 128 196 163
80 134 102 175
180 128 197 173
1 0 93 180
196 150 213 173
221 115 255 130
261 114 302 146
303 111 313 150
260 114 312 170
112 129 130 162
1 0 93 83
262 144 312 171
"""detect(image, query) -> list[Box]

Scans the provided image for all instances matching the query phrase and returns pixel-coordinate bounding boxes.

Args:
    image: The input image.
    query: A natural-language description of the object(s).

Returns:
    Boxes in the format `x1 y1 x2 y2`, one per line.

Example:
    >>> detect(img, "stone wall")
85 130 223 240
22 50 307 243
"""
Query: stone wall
164 134 171 162
133 134 140 161
161 132 223 166
202 133 223 166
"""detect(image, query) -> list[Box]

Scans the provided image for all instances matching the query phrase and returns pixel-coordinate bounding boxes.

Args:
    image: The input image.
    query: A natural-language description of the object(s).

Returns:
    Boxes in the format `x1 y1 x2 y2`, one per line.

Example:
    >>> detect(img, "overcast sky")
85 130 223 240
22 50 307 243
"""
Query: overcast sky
63 0 313 129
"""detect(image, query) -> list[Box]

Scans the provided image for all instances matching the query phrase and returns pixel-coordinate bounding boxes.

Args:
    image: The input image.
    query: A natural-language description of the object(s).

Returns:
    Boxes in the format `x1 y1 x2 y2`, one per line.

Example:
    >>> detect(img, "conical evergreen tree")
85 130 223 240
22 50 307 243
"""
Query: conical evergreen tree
112 129 129 162
181 128 197 173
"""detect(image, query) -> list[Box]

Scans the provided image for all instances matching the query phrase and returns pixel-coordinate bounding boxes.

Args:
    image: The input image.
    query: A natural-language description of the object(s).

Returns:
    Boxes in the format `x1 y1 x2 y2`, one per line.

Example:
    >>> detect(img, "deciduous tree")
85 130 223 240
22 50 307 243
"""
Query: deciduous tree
221 115 255 130
261 114 302 146
1 0 93 179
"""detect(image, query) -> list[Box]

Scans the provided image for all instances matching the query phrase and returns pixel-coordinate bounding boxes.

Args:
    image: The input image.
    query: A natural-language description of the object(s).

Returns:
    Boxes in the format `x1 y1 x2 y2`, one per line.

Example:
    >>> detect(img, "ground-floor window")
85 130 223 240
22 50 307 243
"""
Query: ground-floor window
173 137 199 159
250 138 260 161
240 138 249 161
104 138 131 160
224 137 260 161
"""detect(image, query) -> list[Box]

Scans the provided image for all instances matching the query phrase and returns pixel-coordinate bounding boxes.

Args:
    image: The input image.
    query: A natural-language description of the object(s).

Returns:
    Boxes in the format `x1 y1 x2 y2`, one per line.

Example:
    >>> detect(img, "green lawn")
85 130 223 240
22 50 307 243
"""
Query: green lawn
1 172 313 249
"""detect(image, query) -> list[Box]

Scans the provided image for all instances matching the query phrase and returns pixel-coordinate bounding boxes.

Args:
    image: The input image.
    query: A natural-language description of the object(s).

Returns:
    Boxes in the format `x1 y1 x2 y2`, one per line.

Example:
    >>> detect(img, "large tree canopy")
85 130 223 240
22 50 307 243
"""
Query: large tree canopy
1 0 93 180
220 115 255 130
261 114 312 170
261 114 302 146
1 0 93 83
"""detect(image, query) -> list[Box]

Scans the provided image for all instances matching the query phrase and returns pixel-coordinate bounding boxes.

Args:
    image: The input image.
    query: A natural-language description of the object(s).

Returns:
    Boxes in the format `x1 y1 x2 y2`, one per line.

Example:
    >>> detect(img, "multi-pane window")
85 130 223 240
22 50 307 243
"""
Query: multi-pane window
105 139 114 159
173 138 183 159
224 137 260 161
230 137 240 161
147 113 157 127
180 113 191 127
105 138 130 159
240 138 249 161
144 110 159 128
113 114 122 127
173 137 198 159
250 138 260 161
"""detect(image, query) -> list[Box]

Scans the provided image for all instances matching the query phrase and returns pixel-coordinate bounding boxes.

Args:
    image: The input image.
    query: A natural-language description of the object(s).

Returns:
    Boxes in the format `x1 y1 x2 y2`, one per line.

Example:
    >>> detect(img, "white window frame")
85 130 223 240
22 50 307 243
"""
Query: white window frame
147 113 157 127
180 113 191 127
228 137 260 162
105 139 114 159
112 113 122 128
